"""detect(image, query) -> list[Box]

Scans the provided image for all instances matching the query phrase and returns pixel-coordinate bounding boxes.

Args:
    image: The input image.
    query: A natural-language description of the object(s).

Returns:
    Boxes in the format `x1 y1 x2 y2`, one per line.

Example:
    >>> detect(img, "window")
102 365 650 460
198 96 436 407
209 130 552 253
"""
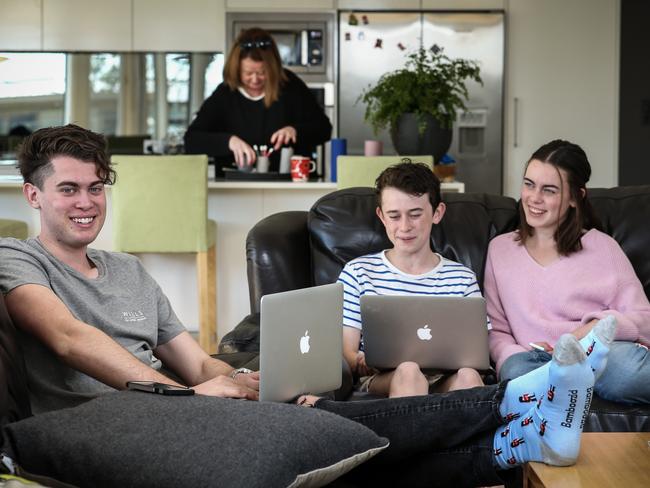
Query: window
0 52 66 134
89 53 121 135
0 51 224 144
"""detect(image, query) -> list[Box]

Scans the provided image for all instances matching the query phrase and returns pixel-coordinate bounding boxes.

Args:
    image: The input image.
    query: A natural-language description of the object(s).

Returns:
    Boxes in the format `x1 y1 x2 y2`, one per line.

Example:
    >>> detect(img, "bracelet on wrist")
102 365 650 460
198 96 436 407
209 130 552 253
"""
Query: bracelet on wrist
229 367 253 380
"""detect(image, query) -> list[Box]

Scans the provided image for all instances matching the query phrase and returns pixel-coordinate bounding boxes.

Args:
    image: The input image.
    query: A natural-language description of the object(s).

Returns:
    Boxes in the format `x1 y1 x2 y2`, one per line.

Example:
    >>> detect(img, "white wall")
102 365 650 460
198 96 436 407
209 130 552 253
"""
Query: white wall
503 0 619 197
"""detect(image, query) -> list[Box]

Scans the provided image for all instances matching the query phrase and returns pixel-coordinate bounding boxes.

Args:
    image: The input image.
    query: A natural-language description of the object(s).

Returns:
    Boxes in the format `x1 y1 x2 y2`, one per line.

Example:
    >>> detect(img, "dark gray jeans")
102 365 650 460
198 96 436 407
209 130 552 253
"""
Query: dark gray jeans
315 383 511 487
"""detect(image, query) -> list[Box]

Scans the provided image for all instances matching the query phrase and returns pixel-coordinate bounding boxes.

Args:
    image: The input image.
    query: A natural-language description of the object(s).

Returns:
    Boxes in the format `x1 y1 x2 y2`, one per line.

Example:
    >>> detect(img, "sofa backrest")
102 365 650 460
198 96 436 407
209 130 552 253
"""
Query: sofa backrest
308 185 650 302
309 187 519 287
246 185 650 316
588 185 650 298
0 293 32 444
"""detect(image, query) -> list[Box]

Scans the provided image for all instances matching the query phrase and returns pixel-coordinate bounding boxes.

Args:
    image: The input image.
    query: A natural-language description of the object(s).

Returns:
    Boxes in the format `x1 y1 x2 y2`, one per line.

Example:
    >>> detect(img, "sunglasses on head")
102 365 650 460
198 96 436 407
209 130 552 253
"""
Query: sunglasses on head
239 38 273 50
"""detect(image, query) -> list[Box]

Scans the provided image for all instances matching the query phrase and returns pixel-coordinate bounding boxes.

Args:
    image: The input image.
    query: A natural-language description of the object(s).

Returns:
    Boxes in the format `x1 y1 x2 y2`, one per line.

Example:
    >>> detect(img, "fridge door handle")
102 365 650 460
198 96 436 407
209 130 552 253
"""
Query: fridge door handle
514 97 519 148
301 30 308 66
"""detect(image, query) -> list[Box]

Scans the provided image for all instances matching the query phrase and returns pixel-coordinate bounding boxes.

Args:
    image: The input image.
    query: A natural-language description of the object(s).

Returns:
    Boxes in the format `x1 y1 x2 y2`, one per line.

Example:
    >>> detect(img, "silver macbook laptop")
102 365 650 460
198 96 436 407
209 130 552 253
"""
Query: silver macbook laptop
259 283 343 402
360 295 490 371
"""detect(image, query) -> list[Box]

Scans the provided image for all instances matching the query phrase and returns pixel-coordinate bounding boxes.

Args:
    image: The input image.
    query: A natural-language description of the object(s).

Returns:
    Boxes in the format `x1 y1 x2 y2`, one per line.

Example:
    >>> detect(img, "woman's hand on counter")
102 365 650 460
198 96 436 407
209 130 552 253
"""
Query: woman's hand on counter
229 135 256 168
270 126 297 151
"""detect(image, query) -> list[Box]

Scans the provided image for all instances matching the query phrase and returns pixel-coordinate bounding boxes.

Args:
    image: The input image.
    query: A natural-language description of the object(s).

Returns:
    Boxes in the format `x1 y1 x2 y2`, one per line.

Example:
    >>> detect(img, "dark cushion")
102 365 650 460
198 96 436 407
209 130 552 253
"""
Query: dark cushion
584 395 650 432
2 391 388 488
430 192 519 285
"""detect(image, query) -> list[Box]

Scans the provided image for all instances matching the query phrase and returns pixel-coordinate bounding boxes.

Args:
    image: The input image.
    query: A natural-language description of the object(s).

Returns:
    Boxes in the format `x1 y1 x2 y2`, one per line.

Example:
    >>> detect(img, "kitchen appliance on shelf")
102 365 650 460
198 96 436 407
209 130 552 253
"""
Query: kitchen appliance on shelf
338 11 504 194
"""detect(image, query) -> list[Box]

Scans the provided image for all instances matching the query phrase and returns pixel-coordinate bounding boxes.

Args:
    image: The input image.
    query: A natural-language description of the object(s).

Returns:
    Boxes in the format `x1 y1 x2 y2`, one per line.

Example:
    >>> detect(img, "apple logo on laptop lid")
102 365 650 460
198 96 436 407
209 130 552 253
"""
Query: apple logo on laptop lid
300 330 311 354
417 325 432 341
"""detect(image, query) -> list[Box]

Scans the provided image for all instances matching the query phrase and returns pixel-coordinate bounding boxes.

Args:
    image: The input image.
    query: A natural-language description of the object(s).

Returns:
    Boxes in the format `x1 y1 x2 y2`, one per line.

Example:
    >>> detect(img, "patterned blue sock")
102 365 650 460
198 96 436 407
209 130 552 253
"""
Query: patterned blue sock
499 316 616 420
579 315 616 379
493 335 595 469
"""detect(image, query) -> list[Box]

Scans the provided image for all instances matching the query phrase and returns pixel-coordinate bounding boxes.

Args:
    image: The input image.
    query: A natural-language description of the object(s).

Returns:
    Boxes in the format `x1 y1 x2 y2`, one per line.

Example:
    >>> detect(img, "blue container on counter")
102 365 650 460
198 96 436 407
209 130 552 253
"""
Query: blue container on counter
329 138 347 182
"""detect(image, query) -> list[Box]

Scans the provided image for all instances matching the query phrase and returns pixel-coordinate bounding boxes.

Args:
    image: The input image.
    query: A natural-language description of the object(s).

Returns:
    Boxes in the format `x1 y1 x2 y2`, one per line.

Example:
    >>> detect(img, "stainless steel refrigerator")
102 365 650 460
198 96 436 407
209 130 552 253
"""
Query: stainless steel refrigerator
338 11 504 194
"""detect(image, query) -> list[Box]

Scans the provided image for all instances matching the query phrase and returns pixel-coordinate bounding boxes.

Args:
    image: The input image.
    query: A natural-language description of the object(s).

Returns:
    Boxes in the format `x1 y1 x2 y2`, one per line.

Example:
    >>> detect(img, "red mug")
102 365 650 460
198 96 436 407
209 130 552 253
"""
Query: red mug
290 155 315 182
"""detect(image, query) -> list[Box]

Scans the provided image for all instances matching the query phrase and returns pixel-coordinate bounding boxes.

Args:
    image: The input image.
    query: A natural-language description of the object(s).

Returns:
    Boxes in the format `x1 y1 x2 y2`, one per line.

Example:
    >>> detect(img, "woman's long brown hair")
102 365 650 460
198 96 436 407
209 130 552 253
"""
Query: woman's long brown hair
223 28 287 108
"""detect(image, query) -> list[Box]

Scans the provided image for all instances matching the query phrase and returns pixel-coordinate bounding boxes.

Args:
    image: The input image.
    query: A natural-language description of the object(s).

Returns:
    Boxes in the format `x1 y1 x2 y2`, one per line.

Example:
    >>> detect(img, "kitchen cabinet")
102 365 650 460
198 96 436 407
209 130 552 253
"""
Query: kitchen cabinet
0 0 42 50
226 0 335 11
43 0 132 51
133 0 226 52
504 0 619 197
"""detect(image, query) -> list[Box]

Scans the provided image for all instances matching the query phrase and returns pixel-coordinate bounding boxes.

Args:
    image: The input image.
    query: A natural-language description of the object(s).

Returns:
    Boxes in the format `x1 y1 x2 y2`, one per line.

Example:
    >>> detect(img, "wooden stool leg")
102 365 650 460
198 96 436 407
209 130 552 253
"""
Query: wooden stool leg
197 243 217 354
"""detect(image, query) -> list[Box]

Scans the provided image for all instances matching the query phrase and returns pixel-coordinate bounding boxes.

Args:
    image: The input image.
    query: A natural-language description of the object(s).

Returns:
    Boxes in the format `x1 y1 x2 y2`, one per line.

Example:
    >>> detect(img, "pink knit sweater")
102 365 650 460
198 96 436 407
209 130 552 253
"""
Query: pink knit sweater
484 229 650 372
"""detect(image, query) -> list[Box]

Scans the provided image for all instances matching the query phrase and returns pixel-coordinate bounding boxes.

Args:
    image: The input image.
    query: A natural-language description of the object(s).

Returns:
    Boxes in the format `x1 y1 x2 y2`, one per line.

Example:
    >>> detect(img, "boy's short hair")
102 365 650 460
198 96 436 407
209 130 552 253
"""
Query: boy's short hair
17 124 116 189
375 162 442 210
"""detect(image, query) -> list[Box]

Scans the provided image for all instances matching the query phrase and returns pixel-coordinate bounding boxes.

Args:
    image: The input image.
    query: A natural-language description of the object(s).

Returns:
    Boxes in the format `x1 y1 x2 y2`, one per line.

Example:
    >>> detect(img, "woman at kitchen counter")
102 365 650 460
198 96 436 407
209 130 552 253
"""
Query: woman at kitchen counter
184 27 332 175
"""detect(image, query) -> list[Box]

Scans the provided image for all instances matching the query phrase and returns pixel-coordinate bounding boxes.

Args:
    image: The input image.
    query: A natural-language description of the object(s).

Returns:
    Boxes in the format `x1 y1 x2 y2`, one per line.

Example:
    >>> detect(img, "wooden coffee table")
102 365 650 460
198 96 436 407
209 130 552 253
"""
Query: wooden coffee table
524 432 650 488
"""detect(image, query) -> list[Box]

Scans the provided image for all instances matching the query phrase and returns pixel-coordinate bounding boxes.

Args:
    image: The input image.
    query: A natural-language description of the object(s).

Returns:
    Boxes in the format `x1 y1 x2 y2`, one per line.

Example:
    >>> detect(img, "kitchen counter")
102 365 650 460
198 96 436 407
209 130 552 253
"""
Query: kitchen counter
2 176 465 192
209 180 336 190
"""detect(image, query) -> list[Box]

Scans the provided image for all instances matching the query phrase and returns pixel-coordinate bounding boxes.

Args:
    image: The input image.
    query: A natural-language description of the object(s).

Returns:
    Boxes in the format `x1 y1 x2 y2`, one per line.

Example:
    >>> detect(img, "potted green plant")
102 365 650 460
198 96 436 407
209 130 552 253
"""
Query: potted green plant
359 45 482 162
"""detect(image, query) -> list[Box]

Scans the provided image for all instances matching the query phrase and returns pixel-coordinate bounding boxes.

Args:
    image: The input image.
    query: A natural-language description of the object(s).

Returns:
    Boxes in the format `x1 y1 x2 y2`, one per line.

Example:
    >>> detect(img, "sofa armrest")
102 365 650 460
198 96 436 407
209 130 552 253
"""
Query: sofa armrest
246 211 312 314
218 313 260 354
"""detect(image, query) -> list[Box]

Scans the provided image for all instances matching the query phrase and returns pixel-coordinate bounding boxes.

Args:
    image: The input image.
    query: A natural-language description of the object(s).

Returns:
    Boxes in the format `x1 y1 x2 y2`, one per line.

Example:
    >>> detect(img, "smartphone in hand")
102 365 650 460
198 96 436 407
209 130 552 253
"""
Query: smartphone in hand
528 342 553 353
126 381 195 396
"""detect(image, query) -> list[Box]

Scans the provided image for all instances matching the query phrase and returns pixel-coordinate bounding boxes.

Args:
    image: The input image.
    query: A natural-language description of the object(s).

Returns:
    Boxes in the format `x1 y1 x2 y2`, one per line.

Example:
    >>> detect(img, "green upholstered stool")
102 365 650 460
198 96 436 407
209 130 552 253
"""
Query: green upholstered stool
111 155 218 353
336 155 434 189
0 219 28 239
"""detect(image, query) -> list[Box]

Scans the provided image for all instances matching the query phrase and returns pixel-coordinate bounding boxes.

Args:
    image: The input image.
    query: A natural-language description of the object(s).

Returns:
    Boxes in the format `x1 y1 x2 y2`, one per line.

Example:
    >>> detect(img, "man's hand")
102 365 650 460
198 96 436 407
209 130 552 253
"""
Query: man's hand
193 375 259 400
270 126 297 150
228 135 256 168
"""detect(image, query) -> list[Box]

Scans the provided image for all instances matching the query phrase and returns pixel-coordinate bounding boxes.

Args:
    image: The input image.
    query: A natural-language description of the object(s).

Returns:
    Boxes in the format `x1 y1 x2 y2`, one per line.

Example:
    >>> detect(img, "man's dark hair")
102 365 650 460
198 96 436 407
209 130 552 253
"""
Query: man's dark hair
375 161 442 210
17 124 116 189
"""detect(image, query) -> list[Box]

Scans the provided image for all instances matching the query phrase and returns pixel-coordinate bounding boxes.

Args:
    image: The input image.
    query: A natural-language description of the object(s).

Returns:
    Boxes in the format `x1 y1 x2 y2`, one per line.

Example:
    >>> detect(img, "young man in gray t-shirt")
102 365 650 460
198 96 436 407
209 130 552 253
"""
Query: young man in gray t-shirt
0 124 258 414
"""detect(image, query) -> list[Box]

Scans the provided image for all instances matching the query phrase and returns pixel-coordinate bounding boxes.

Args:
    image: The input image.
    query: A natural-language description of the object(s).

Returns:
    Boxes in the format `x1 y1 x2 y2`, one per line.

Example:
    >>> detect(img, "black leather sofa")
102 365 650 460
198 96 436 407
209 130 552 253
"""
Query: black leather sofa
220 185 650 432
1 186 648 442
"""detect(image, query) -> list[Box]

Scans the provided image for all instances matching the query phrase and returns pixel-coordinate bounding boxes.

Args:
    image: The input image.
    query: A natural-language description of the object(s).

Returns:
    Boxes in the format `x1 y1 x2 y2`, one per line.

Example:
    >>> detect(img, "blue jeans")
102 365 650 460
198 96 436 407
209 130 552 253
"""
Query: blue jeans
315 383 511 487
499 341 650 404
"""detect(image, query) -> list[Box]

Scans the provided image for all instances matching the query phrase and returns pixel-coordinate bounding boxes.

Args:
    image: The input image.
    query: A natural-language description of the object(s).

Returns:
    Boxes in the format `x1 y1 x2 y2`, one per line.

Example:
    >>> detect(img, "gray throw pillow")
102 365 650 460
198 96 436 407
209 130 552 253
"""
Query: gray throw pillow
2 391 388 488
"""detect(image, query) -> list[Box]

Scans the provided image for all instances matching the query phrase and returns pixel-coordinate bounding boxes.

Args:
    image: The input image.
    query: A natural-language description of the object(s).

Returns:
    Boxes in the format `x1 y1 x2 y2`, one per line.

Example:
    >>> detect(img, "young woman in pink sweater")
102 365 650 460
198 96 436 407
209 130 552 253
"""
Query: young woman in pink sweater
484 139 650 404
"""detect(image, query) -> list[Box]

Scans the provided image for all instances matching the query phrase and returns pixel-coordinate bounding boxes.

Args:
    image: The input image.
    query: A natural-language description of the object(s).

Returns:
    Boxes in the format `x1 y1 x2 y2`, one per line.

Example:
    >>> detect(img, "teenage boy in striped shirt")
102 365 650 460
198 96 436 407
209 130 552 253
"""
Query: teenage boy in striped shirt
338 162 486 397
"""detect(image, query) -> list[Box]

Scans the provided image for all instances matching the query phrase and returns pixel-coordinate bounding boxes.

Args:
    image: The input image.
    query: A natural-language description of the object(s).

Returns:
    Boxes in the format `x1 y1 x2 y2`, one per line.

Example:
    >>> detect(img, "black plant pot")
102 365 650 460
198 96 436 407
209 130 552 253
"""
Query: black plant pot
390 113 452 164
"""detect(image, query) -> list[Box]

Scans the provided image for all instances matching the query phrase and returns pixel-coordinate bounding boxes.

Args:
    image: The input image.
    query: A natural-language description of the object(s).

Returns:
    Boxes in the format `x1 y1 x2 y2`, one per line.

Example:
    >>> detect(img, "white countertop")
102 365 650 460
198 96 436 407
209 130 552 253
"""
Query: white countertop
1 177 464 192
208 180 336 190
